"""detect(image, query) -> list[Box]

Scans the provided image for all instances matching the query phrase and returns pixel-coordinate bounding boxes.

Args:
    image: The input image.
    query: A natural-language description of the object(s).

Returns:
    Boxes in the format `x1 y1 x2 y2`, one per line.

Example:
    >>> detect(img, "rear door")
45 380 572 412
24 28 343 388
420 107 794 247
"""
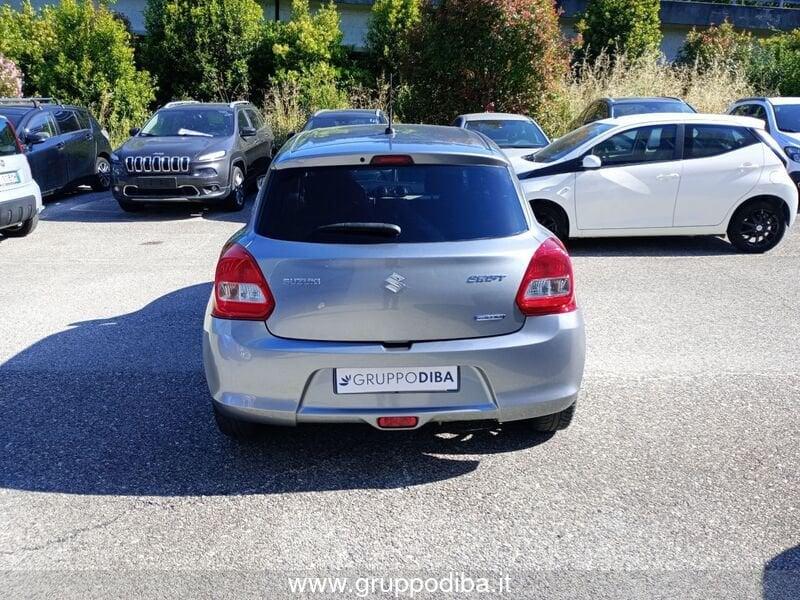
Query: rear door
673 124 764 227
245 108 271 173
251 161 533 343
575 124 681 230
55 108 94 184
22 111 67 194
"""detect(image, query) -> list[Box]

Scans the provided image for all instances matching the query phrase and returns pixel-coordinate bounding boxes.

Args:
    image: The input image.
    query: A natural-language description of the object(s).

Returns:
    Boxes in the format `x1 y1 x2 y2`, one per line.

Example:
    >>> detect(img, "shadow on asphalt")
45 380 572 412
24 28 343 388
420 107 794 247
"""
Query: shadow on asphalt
567 235 736 257
764 545 800 600
40 188 254 225
0 283 552 497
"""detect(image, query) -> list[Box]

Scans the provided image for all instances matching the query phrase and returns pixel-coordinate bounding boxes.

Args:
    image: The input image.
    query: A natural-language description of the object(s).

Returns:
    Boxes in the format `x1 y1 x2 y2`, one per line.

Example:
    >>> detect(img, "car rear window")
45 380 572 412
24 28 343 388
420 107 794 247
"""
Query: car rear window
0 119 19 156
613 101 695 117
257 164 528 244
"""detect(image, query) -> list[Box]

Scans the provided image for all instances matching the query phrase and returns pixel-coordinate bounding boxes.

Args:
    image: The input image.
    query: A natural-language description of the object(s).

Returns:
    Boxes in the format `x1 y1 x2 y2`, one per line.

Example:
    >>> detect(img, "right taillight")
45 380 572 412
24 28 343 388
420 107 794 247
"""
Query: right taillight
516 237 576 316
212 243 275 320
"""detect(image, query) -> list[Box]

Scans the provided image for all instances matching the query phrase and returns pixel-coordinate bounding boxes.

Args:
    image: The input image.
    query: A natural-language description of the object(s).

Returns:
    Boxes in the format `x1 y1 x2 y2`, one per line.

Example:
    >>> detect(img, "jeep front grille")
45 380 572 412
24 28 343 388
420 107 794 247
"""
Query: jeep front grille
125 155 191 174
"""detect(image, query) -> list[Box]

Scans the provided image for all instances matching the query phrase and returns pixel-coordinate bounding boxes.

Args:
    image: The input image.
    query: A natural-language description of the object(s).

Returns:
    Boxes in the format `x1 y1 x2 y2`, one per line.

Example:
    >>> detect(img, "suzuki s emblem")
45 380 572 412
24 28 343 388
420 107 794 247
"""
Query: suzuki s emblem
384 272 406 294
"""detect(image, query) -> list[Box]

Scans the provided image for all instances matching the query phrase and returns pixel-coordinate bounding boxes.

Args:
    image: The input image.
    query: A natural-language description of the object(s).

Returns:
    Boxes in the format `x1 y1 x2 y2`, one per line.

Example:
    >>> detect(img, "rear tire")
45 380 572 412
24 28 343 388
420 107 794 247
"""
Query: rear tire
222 165 246 212
117 198 144 213
531 201 568 242
213 404 261 440
727 199 786 254
525 402 577 433
92 156 112 192
2 213 38 238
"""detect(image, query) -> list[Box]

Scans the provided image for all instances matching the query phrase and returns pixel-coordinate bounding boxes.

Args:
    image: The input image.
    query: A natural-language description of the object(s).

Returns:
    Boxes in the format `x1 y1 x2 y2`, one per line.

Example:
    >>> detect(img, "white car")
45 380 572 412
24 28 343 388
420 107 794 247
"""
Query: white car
519 113 797 253
0 115 42 239
451 113 549 173
728 97 800 189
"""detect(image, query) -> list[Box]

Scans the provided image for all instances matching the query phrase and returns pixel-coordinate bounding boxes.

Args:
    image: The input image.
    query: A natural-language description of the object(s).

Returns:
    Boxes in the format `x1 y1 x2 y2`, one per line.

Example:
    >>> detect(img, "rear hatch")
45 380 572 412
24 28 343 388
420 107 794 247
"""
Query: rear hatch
250 160 536 343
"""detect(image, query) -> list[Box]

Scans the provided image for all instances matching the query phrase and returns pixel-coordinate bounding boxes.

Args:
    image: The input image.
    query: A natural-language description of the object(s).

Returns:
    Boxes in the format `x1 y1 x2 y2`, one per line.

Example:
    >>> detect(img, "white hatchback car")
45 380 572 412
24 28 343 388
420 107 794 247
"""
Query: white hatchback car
519 114 797 253
0 115 42 239
452 113 549 173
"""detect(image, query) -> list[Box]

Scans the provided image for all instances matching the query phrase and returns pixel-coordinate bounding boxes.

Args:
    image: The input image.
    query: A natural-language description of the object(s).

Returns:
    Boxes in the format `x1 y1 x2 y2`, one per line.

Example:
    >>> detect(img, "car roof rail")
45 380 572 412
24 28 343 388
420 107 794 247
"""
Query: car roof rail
229 100 250 108
0 97 61 108
163 100 201 108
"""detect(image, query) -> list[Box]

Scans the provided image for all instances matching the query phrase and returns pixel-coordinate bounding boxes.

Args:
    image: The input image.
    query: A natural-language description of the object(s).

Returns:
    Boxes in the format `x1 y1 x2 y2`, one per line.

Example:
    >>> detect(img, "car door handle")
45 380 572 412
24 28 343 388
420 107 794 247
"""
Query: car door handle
739 162 758 170
56 142 65 150
656 173 680 181
84 132 93 140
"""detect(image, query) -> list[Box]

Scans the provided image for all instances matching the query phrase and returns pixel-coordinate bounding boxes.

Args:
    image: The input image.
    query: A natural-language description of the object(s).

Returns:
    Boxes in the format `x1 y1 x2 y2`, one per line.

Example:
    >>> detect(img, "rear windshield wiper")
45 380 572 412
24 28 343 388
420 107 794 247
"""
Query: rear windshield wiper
314 222 401 238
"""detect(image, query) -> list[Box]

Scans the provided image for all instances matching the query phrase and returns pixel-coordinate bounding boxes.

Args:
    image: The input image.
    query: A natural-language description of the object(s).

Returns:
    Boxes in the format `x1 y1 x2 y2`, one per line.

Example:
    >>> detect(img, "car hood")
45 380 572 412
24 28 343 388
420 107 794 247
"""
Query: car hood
777 131 800 146
118 136 222 158
501 147 544 174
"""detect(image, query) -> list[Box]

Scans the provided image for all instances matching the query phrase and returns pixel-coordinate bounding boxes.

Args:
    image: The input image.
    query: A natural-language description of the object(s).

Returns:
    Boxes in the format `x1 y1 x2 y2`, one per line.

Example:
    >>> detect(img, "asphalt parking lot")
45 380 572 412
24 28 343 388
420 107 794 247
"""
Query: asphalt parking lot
1 189 798 599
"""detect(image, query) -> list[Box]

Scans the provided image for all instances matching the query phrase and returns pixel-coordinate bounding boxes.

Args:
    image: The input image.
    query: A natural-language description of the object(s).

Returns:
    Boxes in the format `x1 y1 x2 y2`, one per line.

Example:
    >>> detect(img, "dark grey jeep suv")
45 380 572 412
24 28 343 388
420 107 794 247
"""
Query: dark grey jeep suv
111 101 273 212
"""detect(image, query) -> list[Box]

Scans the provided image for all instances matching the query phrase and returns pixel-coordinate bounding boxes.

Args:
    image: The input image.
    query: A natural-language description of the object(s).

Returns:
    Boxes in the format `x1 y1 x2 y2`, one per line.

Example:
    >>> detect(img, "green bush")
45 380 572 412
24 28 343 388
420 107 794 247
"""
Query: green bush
678 21 754 71
0 0 153 146
576 0 662 60
398 0 568 125
144 0 264 103
749 30 800 96
366 0 421 77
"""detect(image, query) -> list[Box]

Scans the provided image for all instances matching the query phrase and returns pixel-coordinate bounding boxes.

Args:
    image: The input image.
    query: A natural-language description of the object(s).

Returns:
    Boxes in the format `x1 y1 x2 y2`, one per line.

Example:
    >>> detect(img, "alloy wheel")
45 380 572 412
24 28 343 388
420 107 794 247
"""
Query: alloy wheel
736 208 779 250
96 157 112 188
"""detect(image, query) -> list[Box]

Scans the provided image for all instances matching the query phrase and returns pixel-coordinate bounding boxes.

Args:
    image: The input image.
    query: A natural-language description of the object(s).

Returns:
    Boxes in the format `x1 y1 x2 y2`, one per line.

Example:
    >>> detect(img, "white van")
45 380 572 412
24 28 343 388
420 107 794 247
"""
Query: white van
0 115 42 238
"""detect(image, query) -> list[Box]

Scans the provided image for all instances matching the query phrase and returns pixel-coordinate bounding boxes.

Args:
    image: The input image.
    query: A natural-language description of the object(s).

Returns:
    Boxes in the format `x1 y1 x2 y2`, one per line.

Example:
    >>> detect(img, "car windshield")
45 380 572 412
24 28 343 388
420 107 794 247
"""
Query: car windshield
0 119 19 156
532 123 614 163
139 109 233 138
464 119 548 148
614 101 695 117
305 114 386 130
257 164 527 243
773 104 800 133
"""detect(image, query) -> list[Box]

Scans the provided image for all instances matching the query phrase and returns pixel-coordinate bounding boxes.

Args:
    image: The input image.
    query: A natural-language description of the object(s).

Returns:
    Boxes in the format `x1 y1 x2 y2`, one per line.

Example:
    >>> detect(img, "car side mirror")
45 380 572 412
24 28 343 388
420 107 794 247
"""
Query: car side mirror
240 126 257 138
26 131 50 145
583 155 602 169
129 127 140 136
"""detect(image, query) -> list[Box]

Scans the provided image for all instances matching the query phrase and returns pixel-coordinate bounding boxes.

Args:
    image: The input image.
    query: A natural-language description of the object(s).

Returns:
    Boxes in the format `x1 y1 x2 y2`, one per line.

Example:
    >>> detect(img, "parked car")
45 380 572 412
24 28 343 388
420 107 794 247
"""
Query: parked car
0 115 42 238
728 96 800 190
204 124 585 440
301 109 388 132
111 100 274 212
572 97 696 129
520 113 797 253
451 112 549 172
0 97 113 197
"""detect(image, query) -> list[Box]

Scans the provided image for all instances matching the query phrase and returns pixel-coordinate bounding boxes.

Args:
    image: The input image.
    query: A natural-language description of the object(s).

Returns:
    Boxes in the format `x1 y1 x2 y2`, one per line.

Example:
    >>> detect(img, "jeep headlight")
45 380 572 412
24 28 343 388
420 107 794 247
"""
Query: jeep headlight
197 150 226 162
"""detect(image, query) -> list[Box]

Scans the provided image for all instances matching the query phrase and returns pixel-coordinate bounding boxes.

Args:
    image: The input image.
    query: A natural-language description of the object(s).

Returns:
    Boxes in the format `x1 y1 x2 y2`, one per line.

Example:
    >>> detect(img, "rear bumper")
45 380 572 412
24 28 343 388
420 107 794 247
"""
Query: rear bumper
203 308 586 429
0 186 41 230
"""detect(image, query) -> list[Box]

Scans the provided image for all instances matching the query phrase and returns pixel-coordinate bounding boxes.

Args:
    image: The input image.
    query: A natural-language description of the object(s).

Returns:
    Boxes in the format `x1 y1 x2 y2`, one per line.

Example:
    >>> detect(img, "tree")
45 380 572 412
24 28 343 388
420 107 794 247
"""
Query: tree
366 0 421 77
678 21 753 71
144 0 264 102
0 0 153 145
399 0 568 125
576 0 662 60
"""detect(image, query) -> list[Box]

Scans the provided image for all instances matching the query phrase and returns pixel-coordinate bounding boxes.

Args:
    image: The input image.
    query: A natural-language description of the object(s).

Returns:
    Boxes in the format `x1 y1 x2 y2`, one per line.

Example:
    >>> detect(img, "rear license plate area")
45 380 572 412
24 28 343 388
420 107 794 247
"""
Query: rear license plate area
0 171 20 187
334 366 460 394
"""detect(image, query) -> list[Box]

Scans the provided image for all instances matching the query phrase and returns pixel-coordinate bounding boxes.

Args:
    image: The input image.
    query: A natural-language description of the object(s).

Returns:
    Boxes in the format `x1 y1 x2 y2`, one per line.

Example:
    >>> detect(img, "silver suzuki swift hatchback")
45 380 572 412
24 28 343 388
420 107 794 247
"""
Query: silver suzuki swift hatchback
203 124 586 439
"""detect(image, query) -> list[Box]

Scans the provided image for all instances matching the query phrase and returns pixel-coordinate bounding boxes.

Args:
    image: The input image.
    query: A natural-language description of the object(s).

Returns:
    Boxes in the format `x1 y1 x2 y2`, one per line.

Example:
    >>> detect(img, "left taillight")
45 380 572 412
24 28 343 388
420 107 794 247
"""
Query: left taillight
212 243 275 320
515 237 577 316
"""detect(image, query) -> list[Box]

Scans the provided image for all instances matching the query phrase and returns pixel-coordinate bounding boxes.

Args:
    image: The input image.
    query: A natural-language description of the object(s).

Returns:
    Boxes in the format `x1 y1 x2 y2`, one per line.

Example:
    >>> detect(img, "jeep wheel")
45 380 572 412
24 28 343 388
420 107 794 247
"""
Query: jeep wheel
223 165 246 212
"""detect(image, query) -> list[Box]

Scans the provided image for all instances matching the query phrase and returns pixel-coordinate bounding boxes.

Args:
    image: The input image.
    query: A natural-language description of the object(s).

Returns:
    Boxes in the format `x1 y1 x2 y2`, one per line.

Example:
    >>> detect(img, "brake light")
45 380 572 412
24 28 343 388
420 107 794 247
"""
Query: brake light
370 154 413 166
516 237 576 316
377 416 419 429
212 243 275 320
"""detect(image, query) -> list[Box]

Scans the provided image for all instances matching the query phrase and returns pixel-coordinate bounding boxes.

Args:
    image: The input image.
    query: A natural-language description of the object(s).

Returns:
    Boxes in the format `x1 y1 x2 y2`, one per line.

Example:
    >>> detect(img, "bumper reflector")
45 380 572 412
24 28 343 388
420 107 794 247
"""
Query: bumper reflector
377 416 418 429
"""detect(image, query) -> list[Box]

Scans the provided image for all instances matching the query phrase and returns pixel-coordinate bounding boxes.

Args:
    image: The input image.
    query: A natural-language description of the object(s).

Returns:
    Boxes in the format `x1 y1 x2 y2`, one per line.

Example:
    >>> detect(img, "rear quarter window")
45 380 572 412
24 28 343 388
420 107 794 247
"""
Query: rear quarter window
257 164 528 244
